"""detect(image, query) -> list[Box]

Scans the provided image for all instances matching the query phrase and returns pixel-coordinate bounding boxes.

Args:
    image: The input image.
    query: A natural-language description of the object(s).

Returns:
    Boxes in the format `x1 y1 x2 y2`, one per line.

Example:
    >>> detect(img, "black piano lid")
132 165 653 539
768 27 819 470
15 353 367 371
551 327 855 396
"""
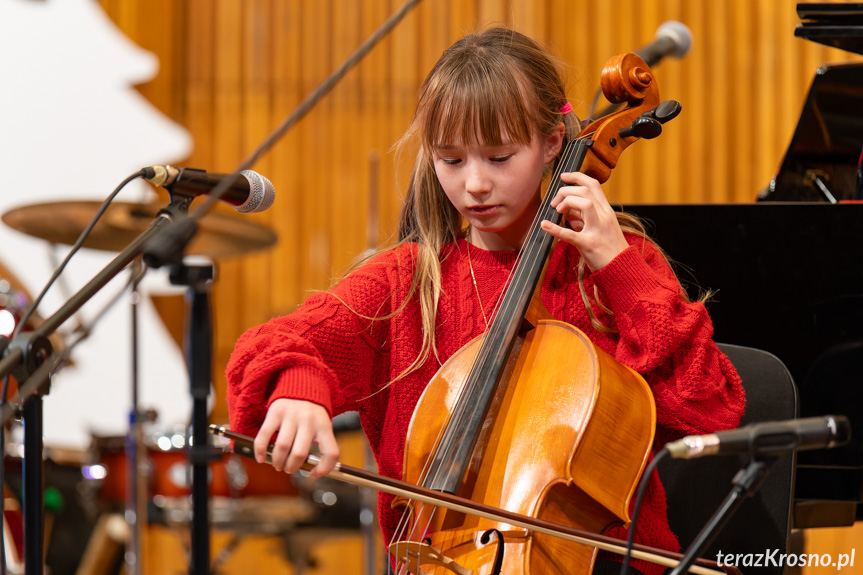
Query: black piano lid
798 2 863 19
796 2 863 54
762 62 863 202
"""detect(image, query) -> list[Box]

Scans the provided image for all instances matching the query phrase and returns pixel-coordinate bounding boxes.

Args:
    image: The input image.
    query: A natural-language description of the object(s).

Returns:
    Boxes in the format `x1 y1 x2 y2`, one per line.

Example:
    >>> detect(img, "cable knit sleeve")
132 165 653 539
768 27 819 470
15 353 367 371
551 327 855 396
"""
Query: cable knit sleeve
225 250 407 438
590 237 746 446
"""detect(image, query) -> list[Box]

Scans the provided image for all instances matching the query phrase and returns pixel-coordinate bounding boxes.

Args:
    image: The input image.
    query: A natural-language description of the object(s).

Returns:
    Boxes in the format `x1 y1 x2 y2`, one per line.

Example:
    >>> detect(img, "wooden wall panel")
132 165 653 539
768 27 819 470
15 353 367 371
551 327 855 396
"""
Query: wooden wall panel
97 0 863 424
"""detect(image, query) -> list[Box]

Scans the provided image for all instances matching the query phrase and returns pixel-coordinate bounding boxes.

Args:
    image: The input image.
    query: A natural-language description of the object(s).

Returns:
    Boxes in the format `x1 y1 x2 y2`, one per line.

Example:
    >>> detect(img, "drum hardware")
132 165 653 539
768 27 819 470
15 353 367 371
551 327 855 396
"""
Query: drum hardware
2 261 149 575
0 198 184 575
1 188 279 574
0 281 28 340
222 457 249 491
86 424 317 516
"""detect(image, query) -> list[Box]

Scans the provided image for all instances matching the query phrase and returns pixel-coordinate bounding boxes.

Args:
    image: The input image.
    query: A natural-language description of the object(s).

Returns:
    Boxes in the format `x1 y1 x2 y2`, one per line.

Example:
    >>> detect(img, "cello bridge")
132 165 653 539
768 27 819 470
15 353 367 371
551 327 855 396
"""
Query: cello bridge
388 540 474 575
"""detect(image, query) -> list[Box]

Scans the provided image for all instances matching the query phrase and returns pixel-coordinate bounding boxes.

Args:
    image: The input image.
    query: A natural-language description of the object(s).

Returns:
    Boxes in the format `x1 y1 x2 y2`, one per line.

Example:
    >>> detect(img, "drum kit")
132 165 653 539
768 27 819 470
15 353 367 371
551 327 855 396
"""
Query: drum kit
0 199 372 574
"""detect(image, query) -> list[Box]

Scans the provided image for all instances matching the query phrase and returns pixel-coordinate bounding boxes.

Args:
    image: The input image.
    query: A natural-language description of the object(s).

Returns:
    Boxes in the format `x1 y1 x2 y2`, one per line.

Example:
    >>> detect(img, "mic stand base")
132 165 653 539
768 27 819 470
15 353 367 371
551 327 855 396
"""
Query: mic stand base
667 457 776 575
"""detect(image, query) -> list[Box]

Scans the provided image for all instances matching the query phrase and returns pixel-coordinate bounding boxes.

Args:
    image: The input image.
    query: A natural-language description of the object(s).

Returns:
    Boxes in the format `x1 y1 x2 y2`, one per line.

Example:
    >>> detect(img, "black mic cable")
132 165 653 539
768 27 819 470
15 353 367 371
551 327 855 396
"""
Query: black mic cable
9 169 147 343
619 447 670 575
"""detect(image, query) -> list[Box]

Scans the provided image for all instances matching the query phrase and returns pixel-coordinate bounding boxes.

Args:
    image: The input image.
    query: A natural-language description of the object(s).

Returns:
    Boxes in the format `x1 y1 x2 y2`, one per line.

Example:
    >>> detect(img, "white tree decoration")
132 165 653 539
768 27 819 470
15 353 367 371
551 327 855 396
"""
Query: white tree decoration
0 0 195 448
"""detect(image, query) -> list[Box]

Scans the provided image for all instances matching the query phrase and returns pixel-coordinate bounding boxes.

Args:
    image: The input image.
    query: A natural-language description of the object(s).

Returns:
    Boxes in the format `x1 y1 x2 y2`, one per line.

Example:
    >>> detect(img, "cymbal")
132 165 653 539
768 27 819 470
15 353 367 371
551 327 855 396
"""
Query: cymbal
2 201 278 259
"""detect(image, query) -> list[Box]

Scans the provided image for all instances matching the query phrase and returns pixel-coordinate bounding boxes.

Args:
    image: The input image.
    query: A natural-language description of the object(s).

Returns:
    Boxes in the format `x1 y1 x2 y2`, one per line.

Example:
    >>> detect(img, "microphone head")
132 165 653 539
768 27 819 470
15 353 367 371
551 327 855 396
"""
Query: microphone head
824 415 852 448
237 170 276 213
655 20 692 59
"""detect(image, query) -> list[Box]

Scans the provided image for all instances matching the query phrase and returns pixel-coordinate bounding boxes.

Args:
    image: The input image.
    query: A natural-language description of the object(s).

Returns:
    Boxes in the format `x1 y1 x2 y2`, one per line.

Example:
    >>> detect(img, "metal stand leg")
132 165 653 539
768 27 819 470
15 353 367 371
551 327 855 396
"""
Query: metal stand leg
170 263 219 575
22 396 43 575
125 263 145 575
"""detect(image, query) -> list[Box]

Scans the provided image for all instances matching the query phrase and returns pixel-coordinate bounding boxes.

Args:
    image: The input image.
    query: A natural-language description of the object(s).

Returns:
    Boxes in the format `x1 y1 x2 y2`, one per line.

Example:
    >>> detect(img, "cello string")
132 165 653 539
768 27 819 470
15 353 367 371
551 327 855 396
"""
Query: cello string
446 133 586 408
388 343 488 553
481 132 585 324
476 133 587 330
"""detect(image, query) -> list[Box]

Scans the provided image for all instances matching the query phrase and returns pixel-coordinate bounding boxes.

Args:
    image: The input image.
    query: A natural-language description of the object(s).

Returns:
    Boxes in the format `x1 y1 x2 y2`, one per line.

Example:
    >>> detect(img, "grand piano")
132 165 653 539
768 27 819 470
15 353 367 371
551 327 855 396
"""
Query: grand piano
627 3 863 530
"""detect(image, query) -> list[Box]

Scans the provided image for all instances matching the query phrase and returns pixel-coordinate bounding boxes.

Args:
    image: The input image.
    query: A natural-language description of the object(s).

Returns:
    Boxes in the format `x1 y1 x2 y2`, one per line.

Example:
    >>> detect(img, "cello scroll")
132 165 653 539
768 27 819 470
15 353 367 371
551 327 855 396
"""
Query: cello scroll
579 52 681 183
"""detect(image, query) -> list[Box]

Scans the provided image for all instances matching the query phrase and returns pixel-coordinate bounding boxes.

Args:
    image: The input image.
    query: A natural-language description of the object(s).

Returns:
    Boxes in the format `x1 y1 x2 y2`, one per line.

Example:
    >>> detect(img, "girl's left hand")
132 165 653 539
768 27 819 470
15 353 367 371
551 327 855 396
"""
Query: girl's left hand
539 171 629 271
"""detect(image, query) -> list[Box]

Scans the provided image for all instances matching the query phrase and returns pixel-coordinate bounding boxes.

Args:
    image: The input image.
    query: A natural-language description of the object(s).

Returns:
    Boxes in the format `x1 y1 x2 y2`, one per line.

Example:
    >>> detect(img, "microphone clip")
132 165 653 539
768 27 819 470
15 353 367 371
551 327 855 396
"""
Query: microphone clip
142 209 198 269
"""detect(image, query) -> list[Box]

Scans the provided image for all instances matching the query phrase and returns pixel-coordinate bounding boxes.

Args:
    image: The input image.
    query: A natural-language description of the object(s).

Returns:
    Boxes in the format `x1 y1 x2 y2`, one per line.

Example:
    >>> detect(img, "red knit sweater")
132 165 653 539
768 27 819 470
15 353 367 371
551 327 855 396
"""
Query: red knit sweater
226 236 745 575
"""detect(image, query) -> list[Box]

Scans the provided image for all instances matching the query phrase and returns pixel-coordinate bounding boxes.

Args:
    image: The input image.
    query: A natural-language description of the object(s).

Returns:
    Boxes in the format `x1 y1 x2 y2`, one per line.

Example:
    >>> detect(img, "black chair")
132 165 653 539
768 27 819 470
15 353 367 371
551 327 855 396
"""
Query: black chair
657 343 798 575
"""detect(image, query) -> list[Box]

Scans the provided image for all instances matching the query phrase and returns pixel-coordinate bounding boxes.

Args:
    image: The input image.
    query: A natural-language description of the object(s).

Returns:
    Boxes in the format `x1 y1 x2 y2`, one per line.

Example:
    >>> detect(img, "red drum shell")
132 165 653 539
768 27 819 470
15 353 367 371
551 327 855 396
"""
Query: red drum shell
90 431 300 502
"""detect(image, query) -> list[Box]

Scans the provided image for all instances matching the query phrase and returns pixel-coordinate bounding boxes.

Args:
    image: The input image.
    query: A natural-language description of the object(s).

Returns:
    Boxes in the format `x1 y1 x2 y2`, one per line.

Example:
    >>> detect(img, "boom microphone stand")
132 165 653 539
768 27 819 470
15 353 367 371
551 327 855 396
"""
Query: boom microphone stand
0 206 178 575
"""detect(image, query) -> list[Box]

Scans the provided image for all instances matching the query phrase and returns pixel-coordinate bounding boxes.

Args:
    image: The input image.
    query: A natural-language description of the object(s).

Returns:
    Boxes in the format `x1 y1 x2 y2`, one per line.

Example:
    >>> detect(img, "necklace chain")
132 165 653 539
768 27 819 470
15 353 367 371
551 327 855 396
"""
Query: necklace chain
466 243 490 329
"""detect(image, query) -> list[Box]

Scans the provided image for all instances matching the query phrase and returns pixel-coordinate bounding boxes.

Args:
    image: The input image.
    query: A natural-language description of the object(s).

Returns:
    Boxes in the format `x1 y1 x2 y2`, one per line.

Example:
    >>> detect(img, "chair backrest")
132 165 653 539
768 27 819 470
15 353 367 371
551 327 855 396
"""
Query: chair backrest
657 343 798 575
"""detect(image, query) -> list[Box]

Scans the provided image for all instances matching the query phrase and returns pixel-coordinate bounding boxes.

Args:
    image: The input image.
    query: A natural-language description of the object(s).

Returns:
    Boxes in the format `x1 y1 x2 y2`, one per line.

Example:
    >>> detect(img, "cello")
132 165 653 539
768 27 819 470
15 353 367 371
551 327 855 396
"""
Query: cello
214 53 732 575
387 51 678 575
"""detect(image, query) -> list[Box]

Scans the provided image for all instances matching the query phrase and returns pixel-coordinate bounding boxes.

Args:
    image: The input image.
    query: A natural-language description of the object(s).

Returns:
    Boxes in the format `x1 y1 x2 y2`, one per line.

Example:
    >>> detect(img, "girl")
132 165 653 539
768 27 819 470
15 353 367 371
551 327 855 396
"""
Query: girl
226 26 745 575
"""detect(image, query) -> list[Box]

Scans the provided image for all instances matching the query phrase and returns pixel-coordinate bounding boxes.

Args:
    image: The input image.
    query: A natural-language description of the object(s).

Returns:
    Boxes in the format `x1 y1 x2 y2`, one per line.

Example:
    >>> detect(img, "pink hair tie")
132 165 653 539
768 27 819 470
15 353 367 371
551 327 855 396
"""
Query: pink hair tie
559 102 573 115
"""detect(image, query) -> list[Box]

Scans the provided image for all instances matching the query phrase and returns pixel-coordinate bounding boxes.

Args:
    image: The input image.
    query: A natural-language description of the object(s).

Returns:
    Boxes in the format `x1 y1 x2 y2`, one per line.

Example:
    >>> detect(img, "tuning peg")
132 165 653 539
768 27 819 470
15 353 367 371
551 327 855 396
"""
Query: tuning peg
618 116 663 140
642 100 682 124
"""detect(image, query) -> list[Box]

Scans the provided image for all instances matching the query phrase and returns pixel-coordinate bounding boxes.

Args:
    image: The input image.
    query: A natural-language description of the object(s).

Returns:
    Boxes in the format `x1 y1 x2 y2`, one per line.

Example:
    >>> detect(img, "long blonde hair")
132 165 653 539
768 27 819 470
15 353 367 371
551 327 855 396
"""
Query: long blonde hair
348 27 670 384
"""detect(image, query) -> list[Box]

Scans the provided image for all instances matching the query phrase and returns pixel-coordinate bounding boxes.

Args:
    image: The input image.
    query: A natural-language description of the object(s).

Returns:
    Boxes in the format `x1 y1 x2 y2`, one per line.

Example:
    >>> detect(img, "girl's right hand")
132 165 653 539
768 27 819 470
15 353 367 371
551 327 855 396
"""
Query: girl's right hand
253 397 340 479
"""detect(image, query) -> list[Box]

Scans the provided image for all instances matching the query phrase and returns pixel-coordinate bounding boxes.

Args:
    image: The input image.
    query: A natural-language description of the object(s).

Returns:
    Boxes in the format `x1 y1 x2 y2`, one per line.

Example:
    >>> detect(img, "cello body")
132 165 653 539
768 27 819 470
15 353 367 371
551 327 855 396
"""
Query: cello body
394 320 656 574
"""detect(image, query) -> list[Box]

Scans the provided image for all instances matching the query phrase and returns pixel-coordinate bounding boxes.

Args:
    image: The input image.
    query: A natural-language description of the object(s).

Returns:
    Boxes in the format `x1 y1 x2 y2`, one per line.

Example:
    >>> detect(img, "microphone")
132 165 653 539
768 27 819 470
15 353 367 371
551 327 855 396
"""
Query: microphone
634 21 693 68
665 415 851 460
143 165 275 214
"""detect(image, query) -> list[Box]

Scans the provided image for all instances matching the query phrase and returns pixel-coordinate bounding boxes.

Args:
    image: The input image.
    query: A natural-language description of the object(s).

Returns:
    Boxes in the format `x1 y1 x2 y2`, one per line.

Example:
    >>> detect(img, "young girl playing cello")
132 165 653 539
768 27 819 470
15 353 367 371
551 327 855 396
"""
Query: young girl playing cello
226 26 745 575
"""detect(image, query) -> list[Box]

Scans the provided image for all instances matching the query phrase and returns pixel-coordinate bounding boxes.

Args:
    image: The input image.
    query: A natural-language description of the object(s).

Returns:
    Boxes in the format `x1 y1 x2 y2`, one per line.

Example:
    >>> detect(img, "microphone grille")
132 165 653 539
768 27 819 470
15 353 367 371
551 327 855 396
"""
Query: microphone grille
656 20 692 58
237 170 276 213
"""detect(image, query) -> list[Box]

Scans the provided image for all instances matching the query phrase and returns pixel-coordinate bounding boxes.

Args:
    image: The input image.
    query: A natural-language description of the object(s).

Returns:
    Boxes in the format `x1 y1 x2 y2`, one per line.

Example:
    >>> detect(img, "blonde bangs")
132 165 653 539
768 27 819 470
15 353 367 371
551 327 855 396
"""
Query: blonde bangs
421 59 537 151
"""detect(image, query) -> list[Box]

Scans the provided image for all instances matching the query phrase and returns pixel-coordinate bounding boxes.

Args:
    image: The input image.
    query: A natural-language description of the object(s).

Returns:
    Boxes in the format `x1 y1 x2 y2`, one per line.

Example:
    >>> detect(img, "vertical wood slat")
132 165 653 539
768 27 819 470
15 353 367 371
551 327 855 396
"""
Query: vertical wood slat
96 0 863 431
632 0 662 205
387 0 422 237
208 0 245 424
271 0 304 314
332 0 365 275
240 0 276 296
729 0 756 202
367 2 389 243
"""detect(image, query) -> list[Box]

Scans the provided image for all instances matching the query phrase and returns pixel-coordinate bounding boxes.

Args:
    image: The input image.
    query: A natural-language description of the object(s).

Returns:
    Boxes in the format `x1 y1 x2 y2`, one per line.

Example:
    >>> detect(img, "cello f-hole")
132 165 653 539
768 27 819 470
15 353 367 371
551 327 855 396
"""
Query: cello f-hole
480 529 505 575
